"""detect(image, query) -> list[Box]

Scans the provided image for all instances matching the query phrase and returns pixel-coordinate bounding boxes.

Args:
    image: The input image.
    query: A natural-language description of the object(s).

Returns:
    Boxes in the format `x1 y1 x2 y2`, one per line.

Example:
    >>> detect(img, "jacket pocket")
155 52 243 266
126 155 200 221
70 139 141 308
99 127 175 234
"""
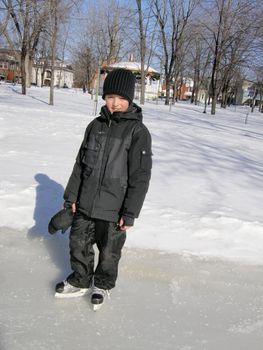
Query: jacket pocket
140 150 152 170
82 146 98 165
82 136 100 171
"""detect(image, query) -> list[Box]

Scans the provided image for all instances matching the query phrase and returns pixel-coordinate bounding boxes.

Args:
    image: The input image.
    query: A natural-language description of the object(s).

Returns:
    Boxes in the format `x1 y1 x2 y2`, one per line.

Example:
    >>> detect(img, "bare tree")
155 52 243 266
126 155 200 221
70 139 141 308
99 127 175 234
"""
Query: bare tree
248 6 263 112
57 24 70 88
152 0 198 105
186 22 212 106
36 39 49 87
0 5 9 36
49 0 58 106
71 0 134 100
1 0 48 94
135 0 159 104
72 43 97 92
200 0 260 114
86 0 124 65
45 0 81 103
136 0 146 104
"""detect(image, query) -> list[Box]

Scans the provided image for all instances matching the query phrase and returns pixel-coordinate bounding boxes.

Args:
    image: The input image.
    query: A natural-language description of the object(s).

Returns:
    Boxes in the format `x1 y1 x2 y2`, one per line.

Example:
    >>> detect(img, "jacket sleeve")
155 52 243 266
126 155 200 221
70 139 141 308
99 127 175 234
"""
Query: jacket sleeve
122 124 152 226
63 146 83 206
63 123 93 205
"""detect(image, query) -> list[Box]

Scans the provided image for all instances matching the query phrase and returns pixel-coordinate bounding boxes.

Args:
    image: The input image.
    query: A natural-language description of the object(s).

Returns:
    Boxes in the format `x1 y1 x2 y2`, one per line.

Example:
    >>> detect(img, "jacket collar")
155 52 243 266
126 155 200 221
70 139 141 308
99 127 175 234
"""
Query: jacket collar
99 103 142 123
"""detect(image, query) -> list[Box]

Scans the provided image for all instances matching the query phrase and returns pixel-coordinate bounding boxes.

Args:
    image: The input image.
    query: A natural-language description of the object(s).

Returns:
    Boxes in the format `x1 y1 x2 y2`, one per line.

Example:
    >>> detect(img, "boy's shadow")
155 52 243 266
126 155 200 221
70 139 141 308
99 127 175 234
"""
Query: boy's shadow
28 173 71 281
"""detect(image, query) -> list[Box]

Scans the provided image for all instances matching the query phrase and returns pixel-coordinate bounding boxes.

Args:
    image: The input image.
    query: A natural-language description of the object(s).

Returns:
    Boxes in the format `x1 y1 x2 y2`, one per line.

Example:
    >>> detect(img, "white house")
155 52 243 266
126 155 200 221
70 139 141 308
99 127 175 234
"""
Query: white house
32 58 74 88
235 79 262 105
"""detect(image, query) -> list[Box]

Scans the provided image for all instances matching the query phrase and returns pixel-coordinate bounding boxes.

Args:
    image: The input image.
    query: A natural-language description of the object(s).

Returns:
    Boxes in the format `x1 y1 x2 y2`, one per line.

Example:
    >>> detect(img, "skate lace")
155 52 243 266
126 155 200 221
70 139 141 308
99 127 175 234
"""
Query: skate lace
64 280 88 290
92 286 110 299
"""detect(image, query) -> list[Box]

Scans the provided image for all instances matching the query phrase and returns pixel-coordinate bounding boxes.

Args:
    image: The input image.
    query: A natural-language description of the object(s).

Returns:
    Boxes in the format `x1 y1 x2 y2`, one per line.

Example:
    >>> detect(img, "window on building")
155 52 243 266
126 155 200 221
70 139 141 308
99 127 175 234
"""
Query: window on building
46 71 51 79
0 62 8 69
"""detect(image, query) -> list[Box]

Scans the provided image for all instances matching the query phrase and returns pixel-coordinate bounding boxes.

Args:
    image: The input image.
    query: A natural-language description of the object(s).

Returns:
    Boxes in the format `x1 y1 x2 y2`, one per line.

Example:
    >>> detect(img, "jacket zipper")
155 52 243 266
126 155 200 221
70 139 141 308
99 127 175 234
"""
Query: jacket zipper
90 118 112 216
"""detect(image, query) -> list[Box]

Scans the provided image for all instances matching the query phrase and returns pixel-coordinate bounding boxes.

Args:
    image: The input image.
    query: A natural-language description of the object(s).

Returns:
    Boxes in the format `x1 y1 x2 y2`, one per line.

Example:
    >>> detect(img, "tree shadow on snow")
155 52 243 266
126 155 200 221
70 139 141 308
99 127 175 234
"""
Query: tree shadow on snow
28 94 49 105
27 173 71 283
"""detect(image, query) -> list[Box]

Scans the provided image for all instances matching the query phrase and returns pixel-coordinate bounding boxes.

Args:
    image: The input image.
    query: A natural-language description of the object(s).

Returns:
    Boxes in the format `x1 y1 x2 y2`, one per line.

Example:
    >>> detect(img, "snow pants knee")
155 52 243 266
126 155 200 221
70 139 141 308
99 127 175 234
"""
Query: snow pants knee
67 212 126 290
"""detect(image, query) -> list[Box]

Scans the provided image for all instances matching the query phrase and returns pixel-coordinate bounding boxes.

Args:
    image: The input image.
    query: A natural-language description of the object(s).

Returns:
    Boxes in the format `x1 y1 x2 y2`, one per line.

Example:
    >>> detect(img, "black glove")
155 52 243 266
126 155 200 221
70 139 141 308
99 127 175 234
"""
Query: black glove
48 208 74 234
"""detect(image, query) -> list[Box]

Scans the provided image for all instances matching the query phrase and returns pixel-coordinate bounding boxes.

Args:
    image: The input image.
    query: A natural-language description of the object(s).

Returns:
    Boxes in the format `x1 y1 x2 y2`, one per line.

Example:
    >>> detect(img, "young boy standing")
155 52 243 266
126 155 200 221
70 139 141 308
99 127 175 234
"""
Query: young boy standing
55 69 152 309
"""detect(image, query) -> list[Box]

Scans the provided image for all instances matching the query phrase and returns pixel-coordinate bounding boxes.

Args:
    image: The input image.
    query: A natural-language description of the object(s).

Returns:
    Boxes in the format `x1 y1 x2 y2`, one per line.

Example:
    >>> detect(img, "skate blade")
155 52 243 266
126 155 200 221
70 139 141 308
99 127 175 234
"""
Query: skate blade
93 303 104 311
55 289 89 299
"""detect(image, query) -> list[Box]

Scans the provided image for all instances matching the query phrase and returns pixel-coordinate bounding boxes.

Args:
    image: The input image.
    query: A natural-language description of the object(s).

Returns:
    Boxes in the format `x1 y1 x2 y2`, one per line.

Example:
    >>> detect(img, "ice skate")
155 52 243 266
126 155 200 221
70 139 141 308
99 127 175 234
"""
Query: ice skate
91 286 109 311
55 280 90 298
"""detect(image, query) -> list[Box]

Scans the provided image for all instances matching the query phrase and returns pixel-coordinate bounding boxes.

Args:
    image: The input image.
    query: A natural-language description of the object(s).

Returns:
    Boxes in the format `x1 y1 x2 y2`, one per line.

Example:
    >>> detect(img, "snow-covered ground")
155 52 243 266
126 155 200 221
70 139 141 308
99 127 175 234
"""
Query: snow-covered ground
1 83 263 264
1 83 263 349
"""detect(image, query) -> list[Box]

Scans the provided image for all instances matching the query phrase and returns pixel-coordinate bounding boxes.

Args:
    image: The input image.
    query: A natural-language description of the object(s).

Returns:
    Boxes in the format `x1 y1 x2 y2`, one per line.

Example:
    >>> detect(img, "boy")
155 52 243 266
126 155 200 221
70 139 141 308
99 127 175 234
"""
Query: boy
55 69 152 309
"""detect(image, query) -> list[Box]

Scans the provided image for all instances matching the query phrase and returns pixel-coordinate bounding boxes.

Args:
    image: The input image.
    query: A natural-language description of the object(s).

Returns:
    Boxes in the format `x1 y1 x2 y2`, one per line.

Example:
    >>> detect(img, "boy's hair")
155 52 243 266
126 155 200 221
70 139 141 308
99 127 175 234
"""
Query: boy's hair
102 69 136 103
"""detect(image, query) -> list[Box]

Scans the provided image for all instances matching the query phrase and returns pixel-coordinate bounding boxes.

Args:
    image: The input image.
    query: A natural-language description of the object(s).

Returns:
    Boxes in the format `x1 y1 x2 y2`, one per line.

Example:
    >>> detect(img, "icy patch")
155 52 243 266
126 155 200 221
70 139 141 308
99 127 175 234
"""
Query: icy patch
169 279 182 304
229 319 263 334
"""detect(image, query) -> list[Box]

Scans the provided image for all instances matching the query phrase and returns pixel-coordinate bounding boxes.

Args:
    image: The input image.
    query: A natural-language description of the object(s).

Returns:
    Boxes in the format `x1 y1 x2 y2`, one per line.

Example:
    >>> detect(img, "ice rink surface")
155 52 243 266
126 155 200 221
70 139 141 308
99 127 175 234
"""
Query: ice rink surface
1 227 263 350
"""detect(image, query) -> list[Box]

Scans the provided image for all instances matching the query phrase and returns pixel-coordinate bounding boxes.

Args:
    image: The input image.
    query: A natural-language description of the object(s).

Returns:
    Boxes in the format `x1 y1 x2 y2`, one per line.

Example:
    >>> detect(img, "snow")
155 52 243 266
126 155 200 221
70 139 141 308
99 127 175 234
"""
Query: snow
108 61 158 73
1 83 263 349
1 83 263 264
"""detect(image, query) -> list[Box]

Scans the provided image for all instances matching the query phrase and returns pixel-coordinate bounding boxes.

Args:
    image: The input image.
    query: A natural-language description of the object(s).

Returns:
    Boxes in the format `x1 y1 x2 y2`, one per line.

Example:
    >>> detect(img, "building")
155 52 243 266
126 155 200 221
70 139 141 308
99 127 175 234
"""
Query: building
0 48 74 88
160 77 194 101
0 48 20 82
32 58 74 88
235 79 262 105
173 77 194 100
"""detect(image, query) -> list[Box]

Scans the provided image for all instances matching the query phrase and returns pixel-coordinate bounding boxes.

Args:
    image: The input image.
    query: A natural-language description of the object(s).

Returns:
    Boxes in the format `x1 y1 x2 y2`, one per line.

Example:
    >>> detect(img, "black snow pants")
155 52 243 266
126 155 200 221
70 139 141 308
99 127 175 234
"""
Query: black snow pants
67 212 126 290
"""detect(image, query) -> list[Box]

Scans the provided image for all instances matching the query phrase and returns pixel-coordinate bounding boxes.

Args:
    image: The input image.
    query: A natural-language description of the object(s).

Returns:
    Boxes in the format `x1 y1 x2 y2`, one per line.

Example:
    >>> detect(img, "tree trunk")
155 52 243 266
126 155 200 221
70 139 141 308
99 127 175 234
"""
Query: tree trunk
136 0 145 105
35 67 38 86
140 61 145 104
172 80 176 104
210 0 225 115
191 81 196 104
195 85 199 105
259 89 263 113
251 89 258 113
211 95 217 115
21 49 27 95
41 60 47 87
25 53 33 88
49 1 58 106
165 76 170 105
191 57 199 104
50 52 55 105
41 69 45 87
221 88 227 108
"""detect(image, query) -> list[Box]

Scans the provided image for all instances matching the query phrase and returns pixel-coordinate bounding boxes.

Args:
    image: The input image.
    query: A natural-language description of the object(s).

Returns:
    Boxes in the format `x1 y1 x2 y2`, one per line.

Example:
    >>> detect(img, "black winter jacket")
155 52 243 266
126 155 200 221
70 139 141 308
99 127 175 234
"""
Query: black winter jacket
64 103 152 225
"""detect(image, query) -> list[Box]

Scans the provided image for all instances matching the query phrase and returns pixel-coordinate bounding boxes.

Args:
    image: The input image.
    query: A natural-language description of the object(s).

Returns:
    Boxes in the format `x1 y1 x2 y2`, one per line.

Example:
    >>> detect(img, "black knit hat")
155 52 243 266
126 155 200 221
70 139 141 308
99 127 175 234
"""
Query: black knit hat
102 69 136 103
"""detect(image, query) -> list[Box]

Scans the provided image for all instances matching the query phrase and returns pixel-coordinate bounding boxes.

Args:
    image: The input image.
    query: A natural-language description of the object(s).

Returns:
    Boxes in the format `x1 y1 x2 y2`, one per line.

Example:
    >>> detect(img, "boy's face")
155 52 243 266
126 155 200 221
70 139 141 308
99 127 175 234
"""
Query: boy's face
105 94 129 113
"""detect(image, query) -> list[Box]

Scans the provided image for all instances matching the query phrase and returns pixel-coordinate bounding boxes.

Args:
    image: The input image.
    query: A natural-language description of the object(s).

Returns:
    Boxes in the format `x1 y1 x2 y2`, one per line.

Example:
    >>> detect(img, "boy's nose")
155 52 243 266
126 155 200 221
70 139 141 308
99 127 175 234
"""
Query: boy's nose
112 98 119 106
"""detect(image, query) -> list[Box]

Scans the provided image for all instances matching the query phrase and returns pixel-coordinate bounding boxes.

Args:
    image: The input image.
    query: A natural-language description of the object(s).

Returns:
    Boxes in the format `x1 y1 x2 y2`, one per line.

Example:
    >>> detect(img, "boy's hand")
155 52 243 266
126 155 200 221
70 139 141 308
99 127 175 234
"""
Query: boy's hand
118 217 131 231
72 202 76 213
